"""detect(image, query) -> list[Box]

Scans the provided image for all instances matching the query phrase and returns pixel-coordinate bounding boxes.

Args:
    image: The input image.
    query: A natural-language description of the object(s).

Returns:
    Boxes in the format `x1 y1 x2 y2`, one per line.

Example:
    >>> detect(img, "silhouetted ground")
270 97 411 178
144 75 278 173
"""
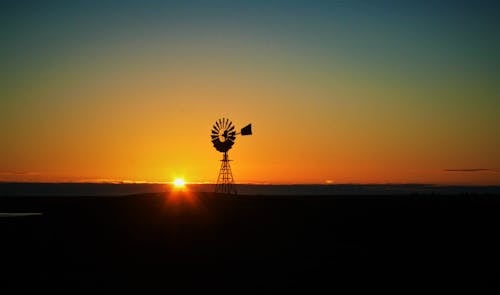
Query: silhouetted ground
1 192 499 293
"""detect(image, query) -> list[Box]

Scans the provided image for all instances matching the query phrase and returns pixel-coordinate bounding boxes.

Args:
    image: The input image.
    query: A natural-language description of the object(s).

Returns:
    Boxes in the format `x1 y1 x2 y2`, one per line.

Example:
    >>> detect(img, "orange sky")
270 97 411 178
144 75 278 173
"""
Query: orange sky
1 2 499 185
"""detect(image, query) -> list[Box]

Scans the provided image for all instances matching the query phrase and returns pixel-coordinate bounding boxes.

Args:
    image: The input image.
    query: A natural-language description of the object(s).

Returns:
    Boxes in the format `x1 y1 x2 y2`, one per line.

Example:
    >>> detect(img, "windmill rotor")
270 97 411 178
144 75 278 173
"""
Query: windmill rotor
211 118 238 153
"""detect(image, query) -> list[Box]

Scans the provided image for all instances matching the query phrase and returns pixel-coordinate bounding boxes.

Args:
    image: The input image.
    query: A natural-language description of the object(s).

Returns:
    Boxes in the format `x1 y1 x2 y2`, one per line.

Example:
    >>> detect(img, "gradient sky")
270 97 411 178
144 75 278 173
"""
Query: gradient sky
1 0 499 184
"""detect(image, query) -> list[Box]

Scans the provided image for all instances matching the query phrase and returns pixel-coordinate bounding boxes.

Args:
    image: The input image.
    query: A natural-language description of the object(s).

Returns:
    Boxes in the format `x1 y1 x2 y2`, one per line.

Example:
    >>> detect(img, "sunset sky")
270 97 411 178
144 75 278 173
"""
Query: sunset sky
1 1 499 184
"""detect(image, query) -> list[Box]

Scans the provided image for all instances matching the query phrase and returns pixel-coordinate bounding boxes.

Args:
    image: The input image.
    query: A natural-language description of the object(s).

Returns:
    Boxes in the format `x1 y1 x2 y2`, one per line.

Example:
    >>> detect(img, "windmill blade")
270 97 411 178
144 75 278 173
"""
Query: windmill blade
210 117 252 157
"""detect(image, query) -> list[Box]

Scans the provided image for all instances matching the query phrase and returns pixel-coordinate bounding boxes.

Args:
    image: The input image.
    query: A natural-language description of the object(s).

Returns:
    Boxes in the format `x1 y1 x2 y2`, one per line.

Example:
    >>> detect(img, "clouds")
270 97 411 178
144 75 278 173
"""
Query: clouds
444 169 498 173
0 171 39 176
0 171 40 181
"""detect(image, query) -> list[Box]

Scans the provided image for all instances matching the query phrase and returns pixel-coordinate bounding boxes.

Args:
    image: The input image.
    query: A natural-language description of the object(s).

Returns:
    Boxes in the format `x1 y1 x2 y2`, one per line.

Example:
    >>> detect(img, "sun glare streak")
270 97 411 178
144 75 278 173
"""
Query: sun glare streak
164 178 201 211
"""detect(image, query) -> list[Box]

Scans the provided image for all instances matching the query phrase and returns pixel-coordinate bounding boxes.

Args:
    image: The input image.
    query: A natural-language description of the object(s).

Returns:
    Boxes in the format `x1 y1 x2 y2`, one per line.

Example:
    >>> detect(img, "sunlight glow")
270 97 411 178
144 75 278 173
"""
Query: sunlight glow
173 178 186 188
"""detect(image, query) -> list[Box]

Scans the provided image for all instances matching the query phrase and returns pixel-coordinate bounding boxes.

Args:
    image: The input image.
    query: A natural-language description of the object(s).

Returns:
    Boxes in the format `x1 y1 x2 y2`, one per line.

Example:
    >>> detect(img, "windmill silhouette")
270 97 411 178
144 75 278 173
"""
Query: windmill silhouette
210 118 252 194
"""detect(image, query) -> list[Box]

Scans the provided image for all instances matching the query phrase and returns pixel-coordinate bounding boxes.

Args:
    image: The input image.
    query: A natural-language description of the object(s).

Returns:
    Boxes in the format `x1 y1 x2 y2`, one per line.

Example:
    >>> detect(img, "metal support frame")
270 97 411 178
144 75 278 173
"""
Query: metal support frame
215 152 237 195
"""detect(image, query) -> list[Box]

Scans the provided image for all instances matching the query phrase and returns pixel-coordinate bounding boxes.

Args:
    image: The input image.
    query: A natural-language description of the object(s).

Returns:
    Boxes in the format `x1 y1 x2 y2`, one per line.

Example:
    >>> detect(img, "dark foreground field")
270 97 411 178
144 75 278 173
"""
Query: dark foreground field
1 192 499 293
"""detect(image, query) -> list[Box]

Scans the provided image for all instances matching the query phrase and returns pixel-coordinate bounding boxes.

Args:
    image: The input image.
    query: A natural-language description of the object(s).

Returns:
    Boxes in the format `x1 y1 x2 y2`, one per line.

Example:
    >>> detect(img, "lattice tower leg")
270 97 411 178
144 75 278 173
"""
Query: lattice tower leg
215 152 237 195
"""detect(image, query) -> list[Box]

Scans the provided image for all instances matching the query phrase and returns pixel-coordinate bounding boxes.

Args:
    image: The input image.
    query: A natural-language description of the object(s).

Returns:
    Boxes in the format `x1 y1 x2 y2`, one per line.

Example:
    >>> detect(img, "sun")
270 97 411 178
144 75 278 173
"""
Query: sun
173 178 186 188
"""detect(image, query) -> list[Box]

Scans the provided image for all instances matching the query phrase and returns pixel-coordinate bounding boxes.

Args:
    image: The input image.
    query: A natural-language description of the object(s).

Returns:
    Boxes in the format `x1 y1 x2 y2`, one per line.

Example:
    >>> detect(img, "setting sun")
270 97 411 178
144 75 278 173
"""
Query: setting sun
173 178 186 188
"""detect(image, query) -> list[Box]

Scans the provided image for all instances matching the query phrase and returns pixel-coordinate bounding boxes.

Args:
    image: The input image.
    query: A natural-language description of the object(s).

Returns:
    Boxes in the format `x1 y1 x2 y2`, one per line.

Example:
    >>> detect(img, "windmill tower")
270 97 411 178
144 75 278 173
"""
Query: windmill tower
211 118 252 194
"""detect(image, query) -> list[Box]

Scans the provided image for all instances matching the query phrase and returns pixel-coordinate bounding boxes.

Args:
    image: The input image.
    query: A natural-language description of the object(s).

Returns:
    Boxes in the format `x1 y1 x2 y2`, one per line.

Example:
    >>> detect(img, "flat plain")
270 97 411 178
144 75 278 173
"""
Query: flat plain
1 192 499 293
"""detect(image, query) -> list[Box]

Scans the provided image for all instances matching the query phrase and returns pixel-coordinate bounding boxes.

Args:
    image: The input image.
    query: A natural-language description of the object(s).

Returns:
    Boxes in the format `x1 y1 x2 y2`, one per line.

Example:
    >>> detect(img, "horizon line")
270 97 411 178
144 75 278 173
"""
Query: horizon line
1 181 500 187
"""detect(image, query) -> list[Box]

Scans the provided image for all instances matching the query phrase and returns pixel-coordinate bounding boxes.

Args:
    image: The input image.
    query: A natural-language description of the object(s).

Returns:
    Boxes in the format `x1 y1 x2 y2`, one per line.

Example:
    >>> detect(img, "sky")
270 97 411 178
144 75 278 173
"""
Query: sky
1 0 499 185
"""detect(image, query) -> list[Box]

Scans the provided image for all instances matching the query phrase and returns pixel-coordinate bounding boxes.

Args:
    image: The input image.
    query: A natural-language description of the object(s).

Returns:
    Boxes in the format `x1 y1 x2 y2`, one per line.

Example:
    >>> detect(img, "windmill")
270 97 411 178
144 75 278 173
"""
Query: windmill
211 118 252 194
